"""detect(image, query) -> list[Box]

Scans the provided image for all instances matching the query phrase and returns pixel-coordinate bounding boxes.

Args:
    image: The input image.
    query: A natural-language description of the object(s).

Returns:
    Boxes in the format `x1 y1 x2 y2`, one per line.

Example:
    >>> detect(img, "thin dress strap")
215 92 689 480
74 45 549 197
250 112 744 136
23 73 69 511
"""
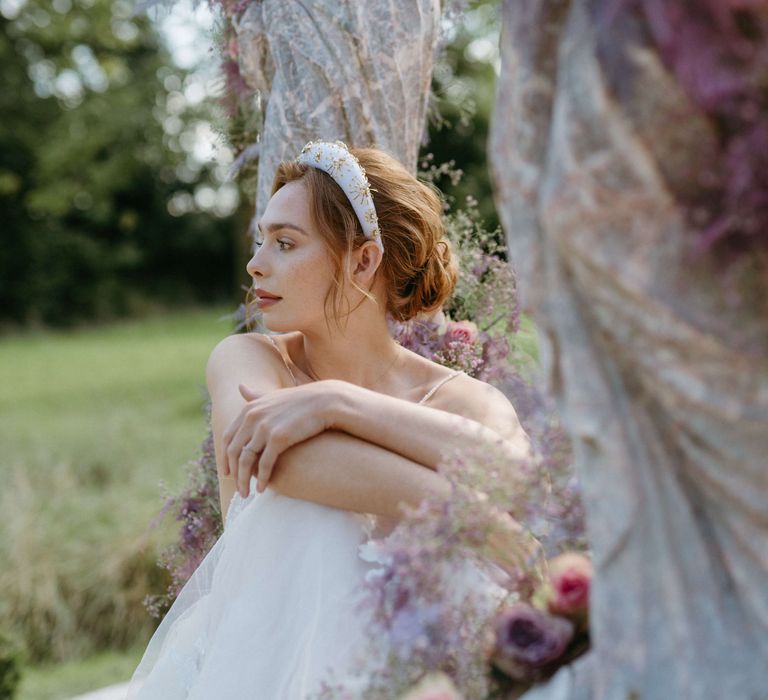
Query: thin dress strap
267 335 299 387
417 370 463 405
267 335 462 402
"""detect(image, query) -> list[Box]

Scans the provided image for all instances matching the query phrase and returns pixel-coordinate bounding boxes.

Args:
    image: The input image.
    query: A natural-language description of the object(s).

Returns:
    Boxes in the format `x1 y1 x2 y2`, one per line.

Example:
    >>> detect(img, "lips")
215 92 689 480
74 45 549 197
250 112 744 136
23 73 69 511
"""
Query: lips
254 288 282 300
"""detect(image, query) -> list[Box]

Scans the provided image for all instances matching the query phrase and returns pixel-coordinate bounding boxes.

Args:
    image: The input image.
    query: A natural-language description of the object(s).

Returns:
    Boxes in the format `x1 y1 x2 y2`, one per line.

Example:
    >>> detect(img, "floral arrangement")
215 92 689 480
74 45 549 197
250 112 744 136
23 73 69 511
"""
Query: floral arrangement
385 548 592 700
309 431 591 699
390 547 592 700
491 552 592 687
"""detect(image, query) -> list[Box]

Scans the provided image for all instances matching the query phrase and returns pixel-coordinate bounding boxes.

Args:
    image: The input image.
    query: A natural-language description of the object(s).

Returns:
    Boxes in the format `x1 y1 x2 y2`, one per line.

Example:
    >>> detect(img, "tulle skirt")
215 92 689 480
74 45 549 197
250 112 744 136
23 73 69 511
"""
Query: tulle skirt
126 476 510 699
126 477 381 699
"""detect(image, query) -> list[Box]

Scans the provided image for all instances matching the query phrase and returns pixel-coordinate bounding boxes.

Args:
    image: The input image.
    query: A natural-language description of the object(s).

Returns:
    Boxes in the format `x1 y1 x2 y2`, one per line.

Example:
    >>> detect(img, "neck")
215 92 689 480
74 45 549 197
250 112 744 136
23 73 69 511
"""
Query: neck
299 315 401 390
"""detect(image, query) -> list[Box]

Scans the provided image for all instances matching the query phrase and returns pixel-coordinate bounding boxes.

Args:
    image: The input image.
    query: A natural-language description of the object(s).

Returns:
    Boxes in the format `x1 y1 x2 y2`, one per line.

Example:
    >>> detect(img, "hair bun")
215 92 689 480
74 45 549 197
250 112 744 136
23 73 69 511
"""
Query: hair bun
395 238 458 321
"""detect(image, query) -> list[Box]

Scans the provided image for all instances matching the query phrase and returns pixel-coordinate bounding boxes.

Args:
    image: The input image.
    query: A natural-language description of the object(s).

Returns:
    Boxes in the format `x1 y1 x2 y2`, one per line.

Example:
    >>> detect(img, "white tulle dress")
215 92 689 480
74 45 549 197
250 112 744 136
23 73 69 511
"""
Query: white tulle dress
125 354 476 699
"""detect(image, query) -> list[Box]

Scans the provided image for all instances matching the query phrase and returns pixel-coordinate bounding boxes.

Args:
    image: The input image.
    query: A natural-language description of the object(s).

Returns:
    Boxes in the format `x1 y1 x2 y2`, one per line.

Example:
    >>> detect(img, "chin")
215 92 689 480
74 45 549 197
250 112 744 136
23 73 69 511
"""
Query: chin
260 313 294 334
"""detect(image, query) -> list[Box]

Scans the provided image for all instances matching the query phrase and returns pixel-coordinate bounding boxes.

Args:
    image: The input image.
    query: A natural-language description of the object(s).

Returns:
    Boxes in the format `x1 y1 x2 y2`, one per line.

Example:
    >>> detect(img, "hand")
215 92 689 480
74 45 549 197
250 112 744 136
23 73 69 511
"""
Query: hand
222 380 341 497
486 508 546 585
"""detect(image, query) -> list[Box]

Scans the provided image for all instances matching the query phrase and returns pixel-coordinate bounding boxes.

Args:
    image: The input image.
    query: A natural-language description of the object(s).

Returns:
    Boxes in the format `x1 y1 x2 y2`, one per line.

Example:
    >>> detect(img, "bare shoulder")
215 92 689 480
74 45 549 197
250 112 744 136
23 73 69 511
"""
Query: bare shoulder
430 372 530 452
205 332 288 396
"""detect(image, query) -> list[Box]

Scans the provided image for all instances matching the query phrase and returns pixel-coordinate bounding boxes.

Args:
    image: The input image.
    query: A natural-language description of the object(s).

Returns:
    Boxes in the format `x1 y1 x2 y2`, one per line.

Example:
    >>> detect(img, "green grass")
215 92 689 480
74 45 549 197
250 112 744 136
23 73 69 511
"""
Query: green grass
16 640 148 700
0 306 235 694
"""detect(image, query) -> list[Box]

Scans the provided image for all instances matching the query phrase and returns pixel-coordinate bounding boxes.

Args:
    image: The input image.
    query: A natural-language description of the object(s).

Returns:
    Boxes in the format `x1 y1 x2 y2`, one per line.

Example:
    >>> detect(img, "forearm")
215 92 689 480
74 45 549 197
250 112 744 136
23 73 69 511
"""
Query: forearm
268 429 542 580
332 384 528 469
266 429 452 520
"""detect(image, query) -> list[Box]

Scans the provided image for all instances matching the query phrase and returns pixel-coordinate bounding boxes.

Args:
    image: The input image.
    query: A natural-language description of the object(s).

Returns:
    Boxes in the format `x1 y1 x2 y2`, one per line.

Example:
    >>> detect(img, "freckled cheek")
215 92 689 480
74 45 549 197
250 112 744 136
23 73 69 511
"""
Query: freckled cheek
279 254 334 307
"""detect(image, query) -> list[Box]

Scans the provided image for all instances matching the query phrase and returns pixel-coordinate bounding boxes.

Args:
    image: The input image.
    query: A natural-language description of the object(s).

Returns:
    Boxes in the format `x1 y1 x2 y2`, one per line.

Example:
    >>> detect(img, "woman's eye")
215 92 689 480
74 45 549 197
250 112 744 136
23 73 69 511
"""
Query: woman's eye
253 238 291 251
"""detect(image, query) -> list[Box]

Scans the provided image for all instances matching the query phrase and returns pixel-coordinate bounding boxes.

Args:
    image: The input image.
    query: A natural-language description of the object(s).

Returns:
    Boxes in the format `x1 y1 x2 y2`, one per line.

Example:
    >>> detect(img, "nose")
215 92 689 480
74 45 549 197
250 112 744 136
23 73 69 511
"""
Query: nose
246 245 266 279
246 252 259 279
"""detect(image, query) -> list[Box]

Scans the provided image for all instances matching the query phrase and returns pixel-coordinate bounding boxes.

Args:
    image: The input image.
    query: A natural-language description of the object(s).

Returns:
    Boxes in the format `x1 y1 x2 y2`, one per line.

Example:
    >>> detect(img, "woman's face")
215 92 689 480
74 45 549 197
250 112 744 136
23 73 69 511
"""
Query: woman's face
246 179 337 333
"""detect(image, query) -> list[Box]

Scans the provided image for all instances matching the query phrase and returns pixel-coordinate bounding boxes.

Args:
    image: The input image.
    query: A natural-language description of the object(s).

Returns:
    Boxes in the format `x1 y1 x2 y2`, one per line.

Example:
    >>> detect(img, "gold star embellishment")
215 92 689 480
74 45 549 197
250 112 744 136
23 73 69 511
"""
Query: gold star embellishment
328 156 347 176
364 209 377 225
351 180 372 203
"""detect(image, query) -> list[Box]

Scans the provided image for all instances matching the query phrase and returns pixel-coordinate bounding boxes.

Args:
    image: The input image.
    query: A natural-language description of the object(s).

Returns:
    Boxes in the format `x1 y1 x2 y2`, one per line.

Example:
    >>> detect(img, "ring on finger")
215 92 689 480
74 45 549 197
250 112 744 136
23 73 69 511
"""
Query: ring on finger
243 445 258 455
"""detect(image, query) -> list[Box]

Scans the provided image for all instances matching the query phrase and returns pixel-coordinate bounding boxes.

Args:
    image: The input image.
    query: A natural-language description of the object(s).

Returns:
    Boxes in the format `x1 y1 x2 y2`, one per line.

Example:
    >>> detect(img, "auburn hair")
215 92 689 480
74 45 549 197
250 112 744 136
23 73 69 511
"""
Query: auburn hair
245 146 457 330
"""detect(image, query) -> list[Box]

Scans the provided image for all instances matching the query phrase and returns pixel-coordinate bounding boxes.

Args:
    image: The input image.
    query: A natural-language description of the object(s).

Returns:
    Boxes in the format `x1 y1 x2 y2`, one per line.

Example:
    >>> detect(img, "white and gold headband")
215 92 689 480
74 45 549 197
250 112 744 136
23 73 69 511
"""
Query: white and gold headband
296 140 384 253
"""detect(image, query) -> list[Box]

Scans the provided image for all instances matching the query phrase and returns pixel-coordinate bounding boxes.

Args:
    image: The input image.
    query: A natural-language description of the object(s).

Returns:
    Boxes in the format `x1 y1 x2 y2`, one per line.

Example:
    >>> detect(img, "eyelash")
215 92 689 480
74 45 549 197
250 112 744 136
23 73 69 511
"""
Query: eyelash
254 239 292 251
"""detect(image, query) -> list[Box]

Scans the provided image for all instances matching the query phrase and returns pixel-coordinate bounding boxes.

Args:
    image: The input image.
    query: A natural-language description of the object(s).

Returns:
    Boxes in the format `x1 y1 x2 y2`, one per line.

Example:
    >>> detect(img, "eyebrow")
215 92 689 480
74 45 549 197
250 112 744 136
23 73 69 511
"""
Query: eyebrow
256 222 308 237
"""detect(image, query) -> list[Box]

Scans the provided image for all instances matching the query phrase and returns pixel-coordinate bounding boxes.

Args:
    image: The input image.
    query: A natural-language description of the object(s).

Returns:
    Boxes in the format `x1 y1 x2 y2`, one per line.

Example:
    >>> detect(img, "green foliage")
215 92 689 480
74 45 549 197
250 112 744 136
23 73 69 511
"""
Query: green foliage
442 198 517 333
426 0 501 231
0 0 239 328
0 630 23 700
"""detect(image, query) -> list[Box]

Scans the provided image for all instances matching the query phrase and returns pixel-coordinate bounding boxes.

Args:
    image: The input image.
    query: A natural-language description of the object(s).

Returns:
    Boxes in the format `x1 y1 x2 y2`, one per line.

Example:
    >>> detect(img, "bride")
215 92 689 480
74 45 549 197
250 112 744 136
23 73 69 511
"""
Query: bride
126 141 533 699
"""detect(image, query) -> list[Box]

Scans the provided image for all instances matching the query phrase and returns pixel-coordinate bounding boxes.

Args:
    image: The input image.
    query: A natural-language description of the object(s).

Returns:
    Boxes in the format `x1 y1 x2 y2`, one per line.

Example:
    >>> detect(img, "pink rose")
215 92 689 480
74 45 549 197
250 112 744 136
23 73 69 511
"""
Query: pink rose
546 552 592 618
399 672 462 700
444 320 479 346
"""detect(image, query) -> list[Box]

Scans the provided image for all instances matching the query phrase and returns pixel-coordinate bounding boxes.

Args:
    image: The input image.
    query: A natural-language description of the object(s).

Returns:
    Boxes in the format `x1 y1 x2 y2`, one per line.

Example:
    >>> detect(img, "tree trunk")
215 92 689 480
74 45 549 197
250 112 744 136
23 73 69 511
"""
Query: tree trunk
490 1 768 697
233 0 441 227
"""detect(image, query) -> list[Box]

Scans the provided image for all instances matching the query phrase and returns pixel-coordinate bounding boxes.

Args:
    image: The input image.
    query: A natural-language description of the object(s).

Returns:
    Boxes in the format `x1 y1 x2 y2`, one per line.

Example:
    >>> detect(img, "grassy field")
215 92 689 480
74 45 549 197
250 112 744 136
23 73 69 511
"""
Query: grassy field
17 643 147 700
0 306 235 699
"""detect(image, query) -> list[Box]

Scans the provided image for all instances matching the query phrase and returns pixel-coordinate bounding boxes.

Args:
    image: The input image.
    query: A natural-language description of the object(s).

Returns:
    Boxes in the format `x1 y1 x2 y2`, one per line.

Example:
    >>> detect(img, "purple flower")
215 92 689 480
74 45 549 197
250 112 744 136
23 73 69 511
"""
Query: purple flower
491 603 574 681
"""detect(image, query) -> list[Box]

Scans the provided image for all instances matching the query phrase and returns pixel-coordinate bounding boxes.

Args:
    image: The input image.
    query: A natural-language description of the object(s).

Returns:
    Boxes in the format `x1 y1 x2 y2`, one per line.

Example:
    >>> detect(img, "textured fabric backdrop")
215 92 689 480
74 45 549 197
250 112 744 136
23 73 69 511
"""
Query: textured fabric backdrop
490 2 768 698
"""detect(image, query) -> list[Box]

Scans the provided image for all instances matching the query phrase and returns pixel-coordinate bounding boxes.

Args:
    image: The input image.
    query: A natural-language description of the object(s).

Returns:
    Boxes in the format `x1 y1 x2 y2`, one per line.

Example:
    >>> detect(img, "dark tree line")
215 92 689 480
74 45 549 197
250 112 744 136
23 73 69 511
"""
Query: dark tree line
0 0 239 329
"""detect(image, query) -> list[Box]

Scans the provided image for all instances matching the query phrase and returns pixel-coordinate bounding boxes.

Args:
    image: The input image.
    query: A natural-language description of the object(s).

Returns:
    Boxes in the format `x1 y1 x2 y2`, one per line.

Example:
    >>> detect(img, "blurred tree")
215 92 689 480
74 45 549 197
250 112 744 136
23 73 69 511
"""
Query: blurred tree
426 0 500 233
0 0 239 328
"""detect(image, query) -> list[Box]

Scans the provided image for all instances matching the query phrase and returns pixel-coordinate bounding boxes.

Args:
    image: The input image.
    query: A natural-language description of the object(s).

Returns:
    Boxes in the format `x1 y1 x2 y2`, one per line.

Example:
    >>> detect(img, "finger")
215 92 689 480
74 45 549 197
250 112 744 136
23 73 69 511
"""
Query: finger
224 405 258 480
222 445 230 477
238 442 260 493
221 427 231 476
239 383 259 401
255 444 279 493
223 400 256 474
222 417 242 476
237 449 255 498
229 425 257 498
226 431 250 493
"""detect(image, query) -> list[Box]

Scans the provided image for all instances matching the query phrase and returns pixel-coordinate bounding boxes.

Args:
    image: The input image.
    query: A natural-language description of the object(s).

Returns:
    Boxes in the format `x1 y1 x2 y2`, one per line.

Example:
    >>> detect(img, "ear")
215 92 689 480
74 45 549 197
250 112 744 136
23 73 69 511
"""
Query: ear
351 241 383 285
